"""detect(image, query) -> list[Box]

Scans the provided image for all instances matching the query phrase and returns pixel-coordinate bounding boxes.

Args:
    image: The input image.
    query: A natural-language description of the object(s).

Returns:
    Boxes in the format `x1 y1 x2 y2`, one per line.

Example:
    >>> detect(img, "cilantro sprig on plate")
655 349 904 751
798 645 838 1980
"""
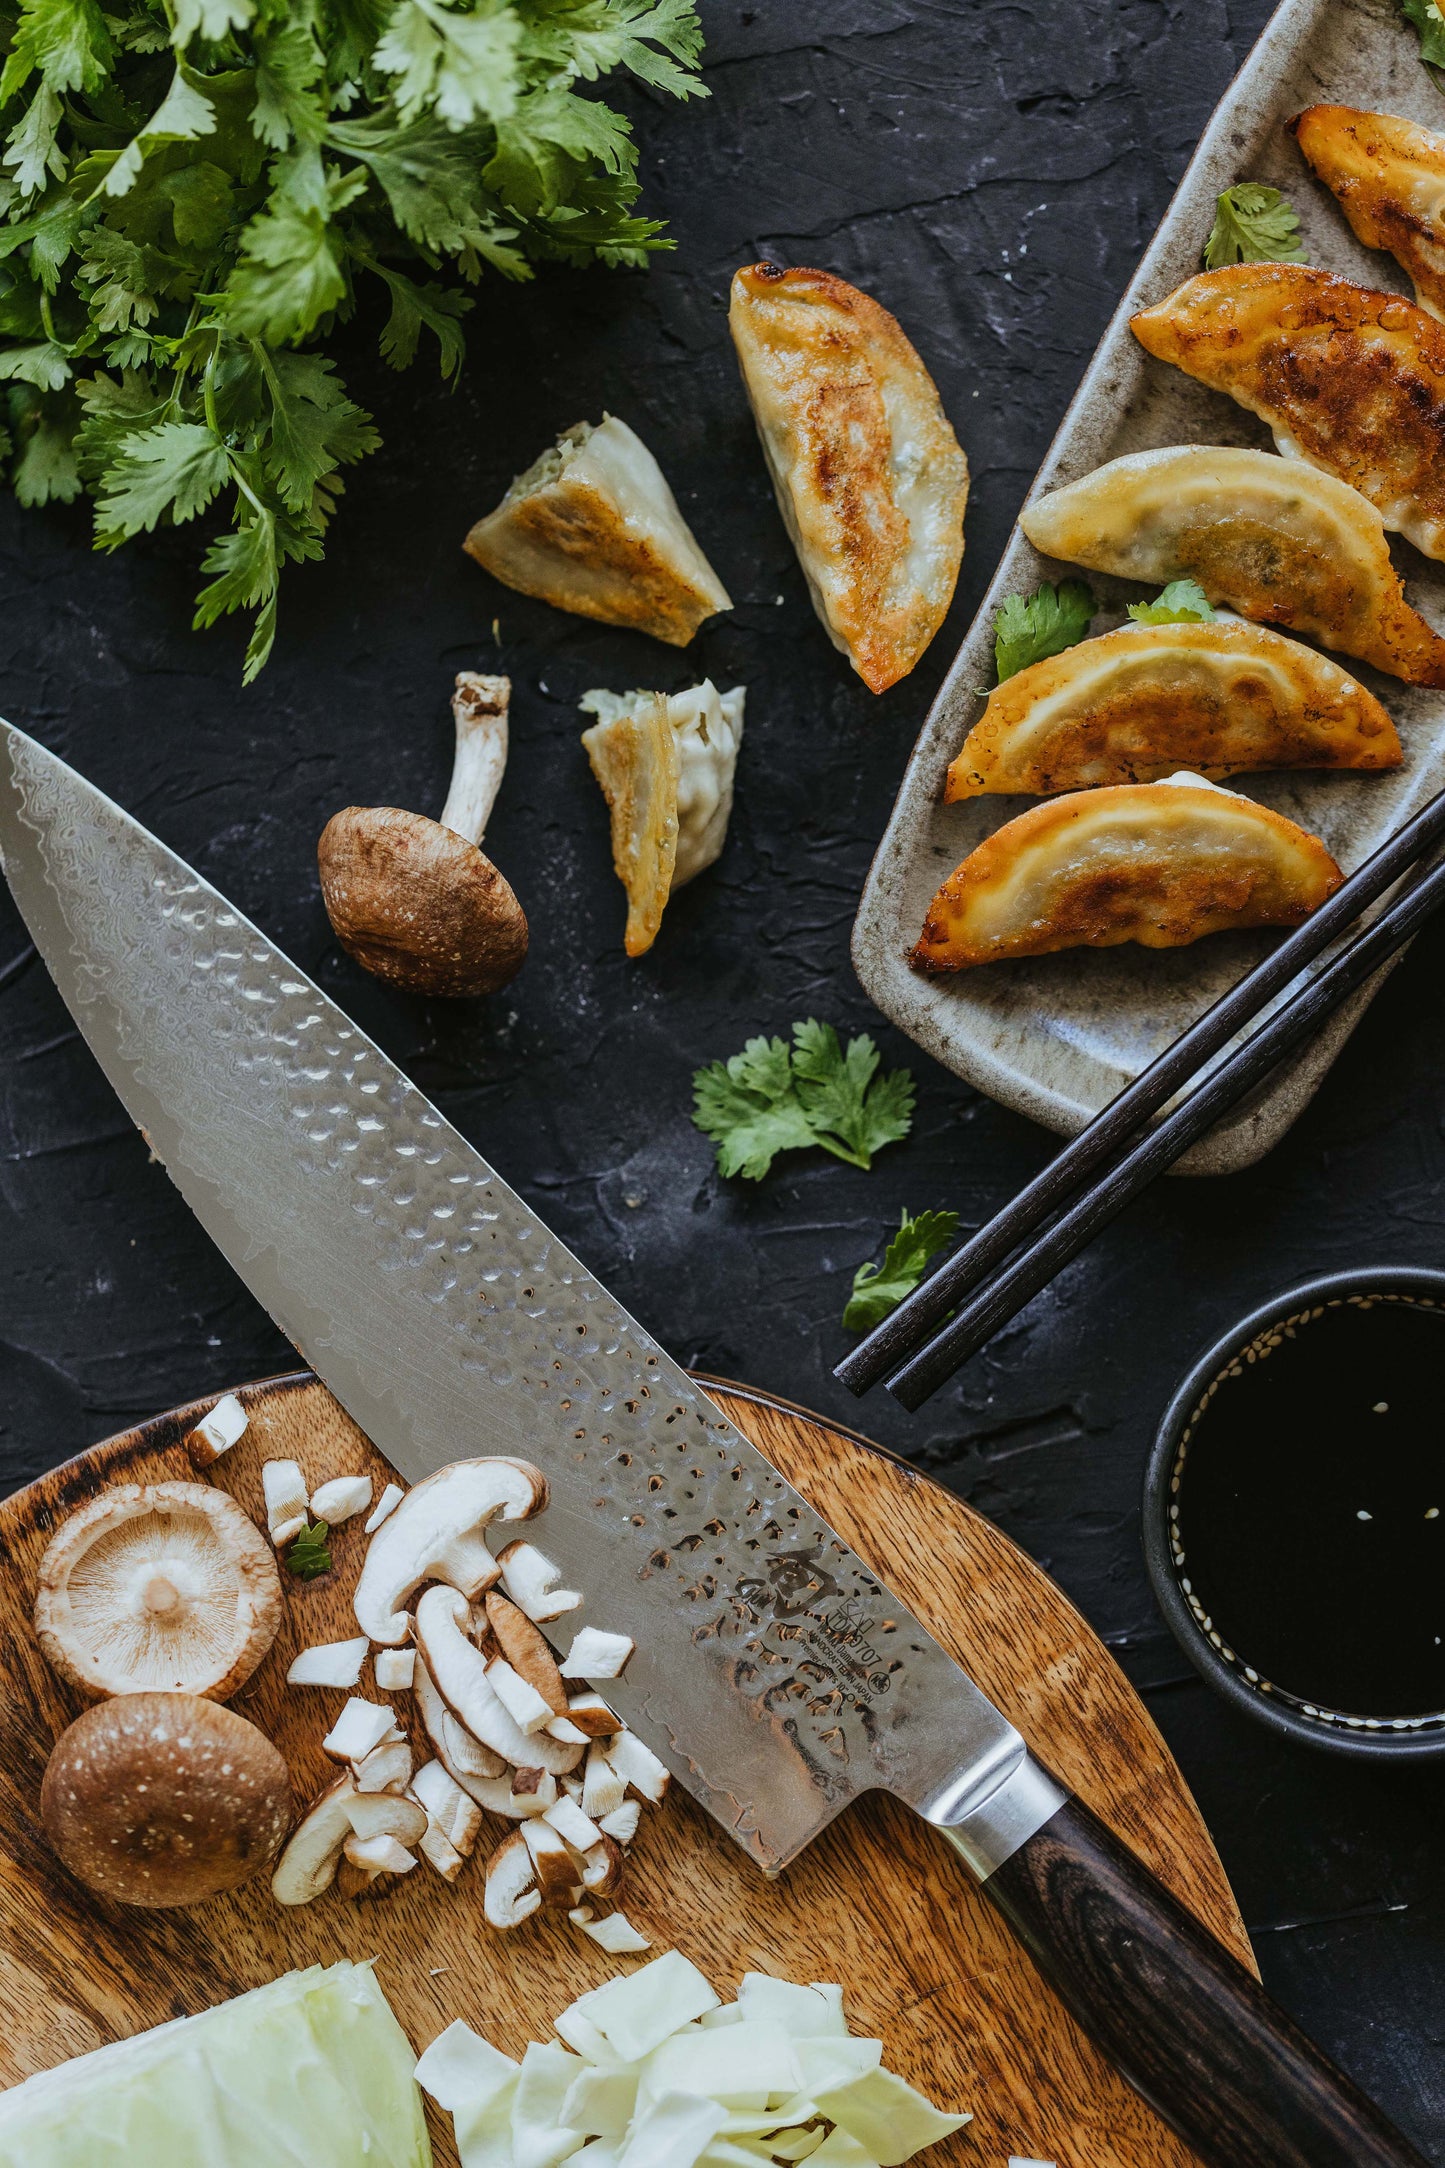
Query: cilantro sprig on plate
0 0 707 680
843 1207 959 1333
1126 578 1216 625
692 1020 915 1182
993 578 1096 682
1203 183 1308 270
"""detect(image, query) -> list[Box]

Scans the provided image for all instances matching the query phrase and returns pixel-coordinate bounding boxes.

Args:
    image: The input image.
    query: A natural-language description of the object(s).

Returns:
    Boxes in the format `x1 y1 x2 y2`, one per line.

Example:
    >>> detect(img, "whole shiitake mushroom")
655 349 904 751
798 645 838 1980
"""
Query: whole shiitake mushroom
41 1693 292 1908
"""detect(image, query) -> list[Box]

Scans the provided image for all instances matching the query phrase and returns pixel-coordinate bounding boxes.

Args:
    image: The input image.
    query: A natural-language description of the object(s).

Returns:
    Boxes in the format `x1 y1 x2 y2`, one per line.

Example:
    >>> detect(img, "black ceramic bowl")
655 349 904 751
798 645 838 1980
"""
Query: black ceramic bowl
1144 1266 1445 1762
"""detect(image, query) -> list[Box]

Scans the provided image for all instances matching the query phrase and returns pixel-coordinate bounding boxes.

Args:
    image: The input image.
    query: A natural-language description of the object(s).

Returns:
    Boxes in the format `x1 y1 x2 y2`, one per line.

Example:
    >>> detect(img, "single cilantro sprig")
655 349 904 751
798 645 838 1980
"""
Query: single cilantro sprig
286 1520 332 1581
1401 0 1445 76
0 0 708 681
692 1020 915 1181
993 579 1096 682
1126 578 1216 626
843 1207 959 1333
1203 184 1308 270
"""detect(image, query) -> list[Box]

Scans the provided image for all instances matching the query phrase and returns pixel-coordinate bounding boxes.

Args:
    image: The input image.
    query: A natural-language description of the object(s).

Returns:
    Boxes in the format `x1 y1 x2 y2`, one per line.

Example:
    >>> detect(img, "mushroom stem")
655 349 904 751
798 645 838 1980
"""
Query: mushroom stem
141 1574 181 1616
440 675 510 847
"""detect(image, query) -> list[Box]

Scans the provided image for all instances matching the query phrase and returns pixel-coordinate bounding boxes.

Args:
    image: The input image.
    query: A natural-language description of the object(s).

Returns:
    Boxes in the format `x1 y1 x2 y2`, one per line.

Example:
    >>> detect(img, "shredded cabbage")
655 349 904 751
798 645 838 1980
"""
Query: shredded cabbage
0 1962 429 2168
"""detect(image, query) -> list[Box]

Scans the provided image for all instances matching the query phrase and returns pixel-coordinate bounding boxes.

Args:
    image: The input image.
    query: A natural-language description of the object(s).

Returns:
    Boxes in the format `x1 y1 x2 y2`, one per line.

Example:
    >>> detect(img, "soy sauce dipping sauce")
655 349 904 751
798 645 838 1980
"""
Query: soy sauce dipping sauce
1174 1297 1445 1720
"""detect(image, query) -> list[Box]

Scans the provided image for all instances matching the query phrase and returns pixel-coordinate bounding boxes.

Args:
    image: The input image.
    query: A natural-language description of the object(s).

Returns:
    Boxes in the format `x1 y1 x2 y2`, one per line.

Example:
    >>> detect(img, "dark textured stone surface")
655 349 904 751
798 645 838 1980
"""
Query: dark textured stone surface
2 0 1443 2150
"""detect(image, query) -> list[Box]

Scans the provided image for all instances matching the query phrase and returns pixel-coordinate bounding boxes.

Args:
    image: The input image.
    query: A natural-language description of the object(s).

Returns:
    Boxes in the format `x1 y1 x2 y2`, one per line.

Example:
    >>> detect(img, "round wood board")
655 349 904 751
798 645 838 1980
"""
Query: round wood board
0 1373 1251 2168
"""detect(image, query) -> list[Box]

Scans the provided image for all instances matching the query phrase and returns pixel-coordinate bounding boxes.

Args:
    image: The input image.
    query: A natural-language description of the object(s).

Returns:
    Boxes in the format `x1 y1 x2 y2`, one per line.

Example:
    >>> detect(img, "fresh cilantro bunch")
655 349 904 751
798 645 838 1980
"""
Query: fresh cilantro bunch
1203 183 1308 271
993 578 1095 682
842 1206 958 1333
0 0 706 680
692 1020 915 1182
1126 578 1215 626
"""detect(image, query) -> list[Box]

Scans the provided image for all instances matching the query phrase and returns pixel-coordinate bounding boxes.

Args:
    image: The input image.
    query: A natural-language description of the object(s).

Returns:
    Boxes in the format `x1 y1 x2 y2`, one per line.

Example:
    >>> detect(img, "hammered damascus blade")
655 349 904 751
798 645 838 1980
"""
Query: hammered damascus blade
0 719 1024 1872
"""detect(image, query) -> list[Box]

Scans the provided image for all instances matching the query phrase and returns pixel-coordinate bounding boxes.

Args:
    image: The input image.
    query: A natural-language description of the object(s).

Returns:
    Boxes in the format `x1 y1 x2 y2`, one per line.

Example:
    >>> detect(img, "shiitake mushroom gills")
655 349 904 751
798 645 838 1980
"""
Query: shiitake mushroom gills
42 1694 293 1907
1174 1297 1445 1719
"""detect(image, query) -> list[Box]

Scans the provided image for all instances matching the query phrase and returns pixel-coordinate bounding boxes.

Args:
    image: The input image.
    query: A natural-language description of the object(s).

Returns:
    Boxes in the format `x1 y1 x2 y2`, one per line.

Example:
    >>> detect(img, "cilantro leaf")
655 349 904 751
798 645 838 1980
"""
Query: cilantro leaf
1126 578 1216 625
843 1208 960 1334
1402 0 1445 68
286 1519 333 1579
994 578 1095 682
375 0 522 128
95 417 231 532
692 1021 915 1181
1203 183 1308 271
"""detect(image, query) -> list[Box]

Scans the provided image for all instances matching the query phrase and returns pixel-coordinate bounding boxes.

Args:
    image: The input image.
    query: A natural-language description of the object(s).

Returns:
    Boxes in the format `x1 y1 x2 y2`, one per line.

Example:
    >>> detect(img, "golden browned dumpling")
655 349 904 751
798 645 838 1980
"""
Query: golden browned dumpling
728 263 968 694
1292 105 1445 323
1019 445 1445 686
1130 264 1445 559
464 414 732 646
945 618 1401 798
911 779 1342 971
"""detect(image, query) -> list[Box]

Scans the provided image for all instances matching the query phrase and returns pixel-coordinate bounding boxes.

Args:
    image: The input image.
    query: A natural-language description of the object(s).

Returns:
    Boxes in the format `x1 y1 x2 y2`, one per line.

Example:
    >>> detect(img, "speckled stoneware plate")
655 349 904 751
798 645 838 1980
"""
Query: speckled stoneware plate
852 0 1445 1175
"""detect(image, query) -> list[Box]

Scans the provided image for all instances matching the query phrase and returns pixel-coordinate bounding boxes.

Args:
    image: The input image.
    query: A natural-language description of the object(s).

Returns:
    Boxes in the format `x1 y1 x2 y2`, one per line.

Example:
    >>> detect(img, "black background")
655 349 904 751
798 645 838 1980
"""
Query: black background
4 0 1445 2152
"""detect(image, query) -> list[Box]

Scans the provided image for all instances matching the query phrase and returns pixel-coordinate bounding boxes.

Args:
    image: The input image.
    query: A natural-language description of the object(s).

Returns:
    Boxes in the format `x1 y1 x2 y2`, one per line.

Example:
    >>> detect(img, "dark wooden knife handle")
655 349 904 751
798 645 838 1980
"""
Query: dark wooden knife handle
983 1794 1427 2168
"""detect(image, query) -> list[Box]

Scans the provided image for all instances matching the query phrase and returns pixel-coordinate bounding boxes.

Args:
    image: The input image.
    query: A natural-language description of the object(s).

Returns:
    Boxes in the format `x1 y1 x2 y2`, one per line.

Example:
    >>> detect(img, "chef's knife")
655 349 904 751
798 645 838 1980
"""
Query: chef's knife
0 718 1424 2168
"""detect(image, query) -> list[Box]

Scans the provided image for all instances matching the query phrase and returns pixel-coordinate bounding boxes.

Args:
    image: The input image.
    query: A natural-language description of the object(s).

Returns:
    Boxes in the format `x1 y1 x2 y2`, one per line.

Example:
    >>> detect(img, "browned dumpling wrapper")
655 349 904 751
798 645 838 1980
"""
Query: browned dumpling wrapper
581 693 680 959
729 263 968 694
912 779 1342 972
1131 264 1445 560
946 619 1401 798
1293 105 1445 324
464 415 731 646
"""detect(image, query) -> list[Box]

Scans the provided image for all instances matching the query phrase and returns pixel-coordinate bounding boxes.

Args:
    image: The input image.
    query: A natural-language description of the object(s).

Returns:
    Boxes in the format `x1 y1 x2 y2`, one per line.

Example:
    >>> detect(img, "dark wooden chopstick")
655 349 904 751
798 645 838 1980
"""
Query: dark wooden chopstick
836 786 1445 1407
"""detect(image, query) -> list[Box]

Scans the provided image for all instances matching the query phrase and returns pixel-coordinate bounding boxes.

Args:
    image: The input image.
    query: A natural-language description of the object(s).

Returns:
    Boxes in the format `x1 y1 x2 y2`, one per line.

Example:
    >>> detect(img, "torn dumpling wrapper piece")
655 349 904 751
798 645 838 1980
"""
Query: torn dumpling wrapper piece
464 415 732 646
581 681 746 958
729 262 968 694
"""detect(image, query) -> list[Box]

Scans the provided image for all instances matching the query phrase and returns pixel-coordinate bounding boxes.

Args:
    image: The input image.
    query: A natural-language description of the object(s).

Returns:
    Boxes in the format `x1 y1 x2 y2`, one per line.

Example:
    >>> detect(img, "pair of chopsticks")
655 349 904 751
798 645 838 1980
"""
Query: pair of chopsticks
836 789 1445 1412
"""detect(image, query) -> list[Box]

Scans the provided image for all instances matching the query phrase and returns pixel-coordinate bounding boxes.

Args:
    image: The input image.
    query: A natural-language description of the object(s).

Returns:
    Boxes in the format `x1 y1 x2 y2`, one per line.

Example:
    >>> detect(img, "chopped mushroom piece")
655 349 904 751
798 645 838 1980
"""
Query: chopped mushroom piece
353 1457 547 1644
545 1716 591 1745
374 1647 415 1692
578 1910 651 1953
598 1800 641 1844
318 675 528 999
272 1773 426 1905
581 1741 627 1820
544 1794 603 1853
262 1460 309 1548
410 1758 484 1879
344 1831 417 1878
322 1697 398 1763
560 1626 635 1680
562 1690 624 1738
287 1635 370 1689
353 1735 413 1793
34 1481 282 1701
413 1651 509 1783
184 1393 249 1469
309 1475 373 1525
496 1540 582 1622
608 1727 670 1803
487 1656 554 1736
484 1590 569 1714
520 1817 583 1908
484 1827 542 1928
579 1835 624 1896
413 1586 582 1774
365 1482 406 1534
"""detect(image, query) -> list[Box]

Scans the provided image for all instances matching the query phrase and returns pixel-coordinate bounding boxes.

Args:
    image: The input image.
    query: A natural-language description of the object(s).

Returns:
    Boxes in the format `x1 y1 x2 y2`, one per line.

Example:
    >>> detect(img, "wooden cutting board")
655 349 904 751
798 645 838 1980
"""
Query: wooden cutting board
0 1372 1251 2168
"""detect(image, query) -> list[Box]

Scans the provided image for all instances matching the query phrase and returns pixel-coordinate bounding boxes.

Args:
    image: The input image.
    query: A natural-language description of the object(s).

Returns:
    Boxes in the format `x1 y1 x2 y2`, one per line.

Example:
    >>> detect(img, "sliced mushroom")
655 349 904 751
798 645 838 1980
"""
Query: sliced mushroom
272 1773 426 1905
496 1540 582 1622
486 1656 554 1736
322 1697 397 1764
353 1457 547 1645
365 1482 406 1534
598 1799 641 1844
560 1626 635 1681
287 1635 370 1689
579 1834 625 1896
262 1460 309 1547
581 1740 627 1820
319 674 528 999
545 1716 592 1745
353 1735 413 1793
544 1793 603 1853
608 1727 670 1803
34 1482 282 1702
484 1828 542 1929
413 1651 508 1782
521 1817 583 1909
338 1829 418 1897
374 1648 415 1692
413 1586 582 1775
411 1757 483 1881
41 1693 292 1909
309 1475 373 1525
184 1393 249 1469
562 1691 623 1738
484 1590 569 1715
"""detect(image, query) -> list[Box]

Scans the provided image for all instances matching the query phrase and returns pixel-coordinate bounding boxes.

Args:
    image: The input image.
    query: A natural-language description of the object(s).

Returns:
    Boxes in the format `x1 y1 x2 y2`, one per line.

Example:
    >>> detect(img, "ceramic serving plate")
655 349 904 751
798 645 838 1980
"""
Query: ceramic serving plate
852 0 1445 1175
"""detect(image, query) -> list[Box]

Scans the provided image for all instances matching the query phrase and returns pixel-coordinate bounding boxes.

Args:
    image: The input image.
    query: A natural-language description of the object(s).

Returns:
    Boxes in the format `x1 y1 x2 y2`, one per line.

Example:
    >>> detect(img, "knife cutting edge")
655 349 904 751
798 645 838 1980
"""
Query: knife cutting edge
0 716 1425 2168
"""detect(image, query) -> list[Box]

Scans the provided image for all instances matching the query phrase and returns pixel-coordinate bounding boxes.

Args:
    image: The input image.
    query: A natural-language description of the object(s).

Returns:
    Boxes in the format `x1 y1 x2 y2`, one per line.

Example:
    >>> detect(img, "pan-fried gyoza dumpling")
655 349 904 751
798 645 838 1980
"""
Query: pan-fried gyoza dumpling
1130 264 1445 560
911 778 1342 971
945 617 1401 798
728 263 968 694
1292 106 1445 324
1019 445 1445 686
581 681 746 957
464 415 732 646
